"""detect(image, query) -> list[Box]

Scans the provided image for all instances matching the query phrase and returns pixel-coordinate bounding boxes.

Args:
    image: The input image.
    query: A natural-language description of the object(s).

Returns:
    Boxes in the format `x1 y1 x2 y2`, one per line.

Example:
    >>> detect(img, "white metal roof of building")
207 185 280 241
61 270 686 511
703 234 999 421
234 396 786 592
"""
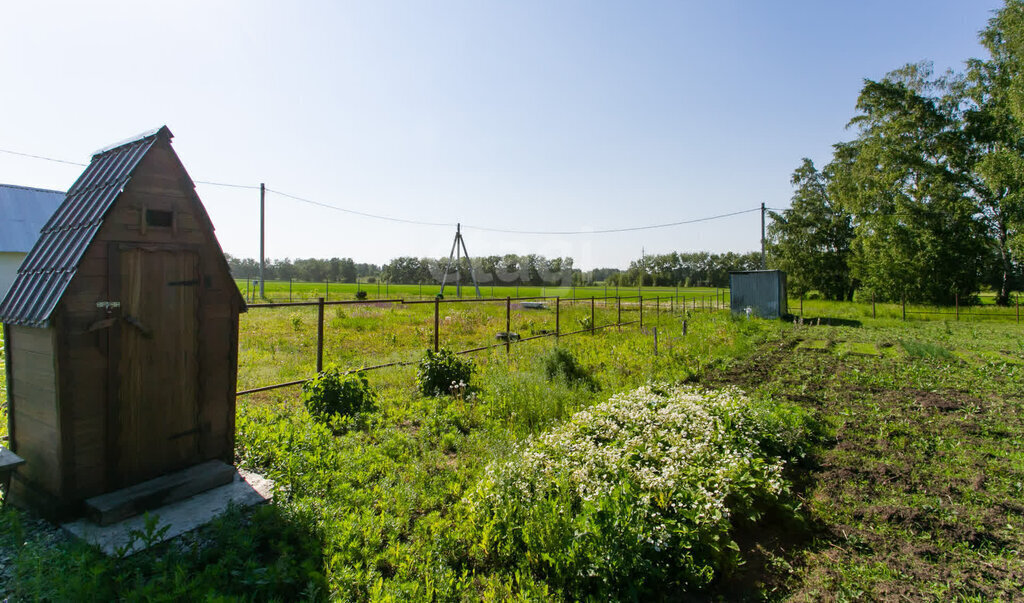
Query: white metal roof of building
0 183 65 253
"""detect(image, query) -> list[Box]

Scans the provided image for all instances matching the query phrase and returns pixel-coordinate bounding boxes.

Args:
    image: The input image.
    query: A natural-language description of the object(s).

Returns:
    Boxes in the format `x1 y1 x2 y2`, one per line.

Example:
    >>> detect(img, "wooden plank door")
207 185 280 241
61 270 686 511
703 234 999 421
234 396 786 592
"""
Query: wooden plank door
115 248 201 486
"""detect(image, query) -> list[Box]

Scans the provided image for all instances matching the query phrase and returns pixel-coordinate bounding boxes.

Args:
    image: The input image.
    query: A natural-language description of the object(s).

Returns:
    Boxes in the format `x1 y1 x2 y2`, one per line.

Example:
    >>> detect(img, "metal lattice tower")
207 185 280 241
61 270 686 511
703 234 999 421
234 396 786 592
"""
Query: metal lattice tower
439 223 482 298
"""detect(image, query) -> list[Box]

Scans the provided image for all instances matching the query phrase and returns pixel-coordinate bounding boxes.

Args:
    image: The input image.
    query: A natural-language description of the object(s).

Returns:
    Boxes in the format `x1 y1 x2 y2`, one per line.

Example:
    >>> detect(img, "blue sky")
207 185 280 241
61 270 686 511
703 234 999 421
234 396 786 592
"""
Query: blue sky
0 1 1004 269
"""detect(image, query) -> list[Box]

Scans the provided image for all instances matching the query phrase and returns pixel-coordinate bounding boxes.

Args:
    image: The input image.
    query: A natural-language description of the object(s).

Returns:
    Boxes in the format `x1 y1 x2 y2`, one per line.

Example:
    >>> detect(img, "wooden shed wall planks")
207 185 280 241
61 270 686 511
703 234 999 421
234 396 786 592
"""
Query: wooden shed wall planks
8 325 62 498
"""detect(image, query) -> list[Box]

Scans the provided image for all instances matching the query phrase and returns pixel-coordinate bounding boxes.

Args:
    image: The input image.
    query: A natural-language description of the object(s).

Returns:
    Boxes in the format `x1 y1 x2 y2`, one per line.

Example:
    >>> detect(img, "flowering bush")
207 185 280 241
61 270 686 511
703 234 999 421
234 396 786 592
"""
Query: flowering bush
416 348 475 397
461 384 815 598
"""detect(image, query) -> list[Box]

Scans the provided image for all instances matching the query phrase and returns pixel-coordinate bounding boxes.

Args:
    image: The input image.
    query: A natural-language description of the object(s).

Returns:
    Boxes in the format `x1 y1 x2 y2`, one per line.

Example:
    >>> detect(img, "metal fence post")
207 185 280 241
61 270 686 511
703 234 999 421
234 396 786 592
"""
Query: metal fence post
617 296 621 331
326 279 329 302
591 296 595 335
434 298 440 352
639 295 644 329
506 297 511 354
556 297 561 340
872 291 875 319
316 297 325 373
653 327 658 355
289 278 293 303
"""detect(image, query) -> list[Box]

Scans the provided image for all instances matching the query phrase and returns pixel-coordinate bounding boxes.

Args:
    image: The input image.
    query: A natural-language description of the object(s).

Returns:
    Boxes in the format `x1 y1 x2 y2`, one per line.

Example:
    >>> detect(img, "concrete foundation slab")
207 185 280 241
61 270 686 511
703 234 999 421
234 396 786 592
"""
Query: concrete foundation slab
62 469 273 556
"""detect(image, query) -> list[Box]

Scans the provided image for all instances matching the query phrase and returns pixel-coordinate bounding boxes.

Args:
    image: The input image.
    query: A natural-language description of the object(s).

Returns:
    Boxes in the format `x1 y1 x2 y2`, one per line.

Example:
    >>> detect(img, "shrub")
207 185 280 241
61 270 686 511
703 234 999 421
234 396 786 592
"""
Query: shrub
416 348 474 397
542 347 598 391
355 291 368 300
462 384 815 599
301 367 376 421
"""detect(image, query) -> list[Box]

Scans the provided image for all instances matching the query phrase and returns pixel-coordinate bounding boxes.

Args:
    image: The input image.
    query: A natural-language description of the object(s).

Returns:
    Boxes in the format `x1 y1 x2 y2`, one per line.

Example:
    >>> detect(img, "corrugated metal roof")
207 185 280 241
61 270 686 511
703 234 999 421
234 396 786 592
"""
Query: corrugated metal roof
0 126 171 327
0 184 66 253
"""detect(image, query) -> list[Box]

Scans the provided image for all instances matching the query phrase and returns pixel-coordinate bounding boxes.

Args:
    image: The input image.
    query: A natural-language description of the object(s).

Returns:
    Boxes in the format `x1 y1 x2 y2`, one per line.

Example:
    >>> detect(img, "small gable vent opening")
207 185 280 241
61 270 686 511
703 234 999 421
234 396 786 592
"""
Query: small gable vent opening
146 209 173 228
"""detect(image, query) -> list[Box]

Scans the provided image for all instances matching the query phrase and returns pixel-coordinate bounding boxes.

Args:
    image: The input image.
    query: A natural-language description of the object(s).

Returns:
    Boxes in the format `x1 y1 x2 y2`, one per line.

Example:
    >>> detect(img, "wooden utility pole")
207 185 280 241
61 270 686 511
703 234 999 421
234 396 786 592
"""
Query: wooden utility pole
259 183 266 299
760 202 766 270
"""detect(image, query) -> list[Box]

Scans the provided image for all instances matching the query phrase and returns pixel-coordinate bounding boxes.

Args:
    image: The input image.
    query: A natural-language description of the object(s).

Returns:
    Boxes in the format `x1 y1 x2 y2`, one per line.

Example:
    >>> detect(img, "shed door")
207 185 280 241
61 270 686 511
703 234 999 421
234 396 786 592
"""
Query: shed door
116 248 201 485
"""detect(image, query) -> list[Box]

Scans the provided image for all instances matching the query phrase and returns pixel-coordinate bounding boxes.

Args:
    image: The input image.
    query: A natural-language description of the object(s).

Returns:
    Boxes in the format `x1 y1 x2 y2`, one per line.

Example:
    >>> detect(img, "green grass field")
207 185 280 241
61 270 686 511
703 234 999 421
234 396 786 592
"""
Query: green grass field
235 278 728 304
238 292 712 395
1 294 1023 599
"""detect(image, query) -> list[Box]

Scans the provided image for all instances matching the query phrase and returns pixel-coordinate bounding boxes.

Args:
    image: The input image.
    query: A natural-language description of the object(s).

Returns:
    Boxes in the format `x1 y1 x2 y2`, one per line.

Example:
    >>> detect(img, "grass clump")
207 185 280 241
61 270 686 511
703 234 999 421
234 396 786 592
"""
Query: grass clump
541 346 598 391
461 384 816 599
302 367 376 422
899 339 956 360
416 348 475 397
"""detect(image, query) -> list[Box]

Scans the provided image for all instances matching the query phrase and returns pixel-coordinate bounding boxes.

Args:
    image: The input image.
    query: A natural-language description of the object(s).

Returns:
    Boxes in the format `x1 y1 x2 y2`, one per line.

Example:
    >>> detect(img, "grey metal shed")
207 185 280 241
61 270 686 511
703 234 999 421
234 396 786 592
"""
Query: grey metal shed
729 270 788 319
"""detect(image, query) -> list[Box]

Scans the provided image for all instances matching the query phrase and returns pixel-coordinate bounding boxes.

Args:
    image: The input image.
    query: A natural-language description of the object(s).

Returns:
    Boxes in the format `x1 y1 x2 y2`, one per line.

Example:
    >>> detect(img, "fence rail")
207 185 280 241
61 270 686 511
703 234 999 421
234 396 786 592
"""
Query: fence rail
790 293 1021 324
234 288 1020 397
236 293 725 396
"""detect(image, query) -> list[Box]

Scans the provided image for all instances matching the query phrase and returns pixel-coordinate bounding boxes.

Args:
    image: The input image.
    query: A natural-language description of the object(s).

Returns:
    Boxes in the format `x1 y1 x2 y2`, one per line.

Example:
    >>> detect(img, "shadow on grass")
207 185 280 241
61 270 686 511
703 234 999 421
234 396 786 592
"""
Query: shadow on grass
1 502 326 601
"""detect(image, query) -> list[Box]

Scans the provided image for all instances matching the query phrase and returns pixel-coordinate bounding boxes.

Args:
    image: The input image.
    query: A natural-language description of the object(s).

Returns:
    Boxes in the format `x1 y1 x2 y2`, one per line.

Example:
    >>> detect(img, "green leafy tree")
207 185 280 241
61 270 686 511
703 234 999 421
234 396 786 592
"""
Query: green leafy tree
767 159 856 300
837 64 986 304
961 1 1024 303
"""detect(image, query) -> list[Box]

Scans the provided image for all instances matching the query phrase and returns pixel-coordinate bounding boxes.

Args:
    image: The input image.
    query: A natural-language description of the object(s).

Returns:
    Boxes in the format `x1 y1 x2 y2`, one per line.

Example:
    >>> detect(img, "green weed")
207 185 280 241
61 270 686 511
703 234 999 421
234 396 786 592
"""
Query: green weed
302 367 376 424
899 339 956 360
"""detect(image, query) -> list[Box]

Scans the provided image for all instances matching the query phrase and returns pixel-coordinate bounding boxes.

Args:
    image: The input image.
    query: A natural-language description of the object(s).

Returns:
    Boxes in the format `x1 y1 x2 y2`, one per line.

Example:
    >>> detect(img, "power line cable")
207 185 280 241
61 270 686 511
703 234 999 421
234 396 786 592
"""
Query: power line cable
269 187 761 235
266 188 455 228
3 144 767 235
194 180 261 190
1 147 262 190
461 207 763 235
0 148 87 166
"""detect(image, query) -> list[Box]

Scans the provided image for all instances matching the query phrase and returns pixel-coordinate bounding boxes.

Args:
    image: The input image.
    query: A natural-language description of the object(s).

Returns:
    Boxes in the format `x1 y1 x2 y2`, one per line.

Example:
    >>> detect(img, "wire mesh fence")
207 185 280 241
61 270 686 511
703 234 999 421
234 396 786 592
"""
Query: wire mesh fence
236 292 726 396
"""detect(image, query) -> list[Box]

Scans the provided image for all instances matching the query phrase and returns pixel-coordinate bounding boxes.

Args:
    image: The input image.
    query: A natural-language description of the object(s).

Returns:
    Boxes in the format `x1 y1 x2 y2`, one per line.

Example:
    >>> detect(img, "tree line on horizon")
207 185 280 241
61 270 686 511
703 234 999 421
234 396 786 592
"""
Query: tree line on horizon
225 250 761 289
768 0 1024 306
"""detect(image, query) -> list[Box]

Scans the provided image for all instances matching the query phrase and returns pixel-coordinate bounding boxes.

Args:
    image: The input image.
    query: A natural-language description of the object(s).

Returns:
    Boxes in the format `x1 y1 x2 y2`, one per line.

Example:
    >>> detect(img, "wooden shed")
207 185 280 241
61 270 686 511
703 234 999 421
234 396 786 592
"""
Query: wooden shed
0 126 246 518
